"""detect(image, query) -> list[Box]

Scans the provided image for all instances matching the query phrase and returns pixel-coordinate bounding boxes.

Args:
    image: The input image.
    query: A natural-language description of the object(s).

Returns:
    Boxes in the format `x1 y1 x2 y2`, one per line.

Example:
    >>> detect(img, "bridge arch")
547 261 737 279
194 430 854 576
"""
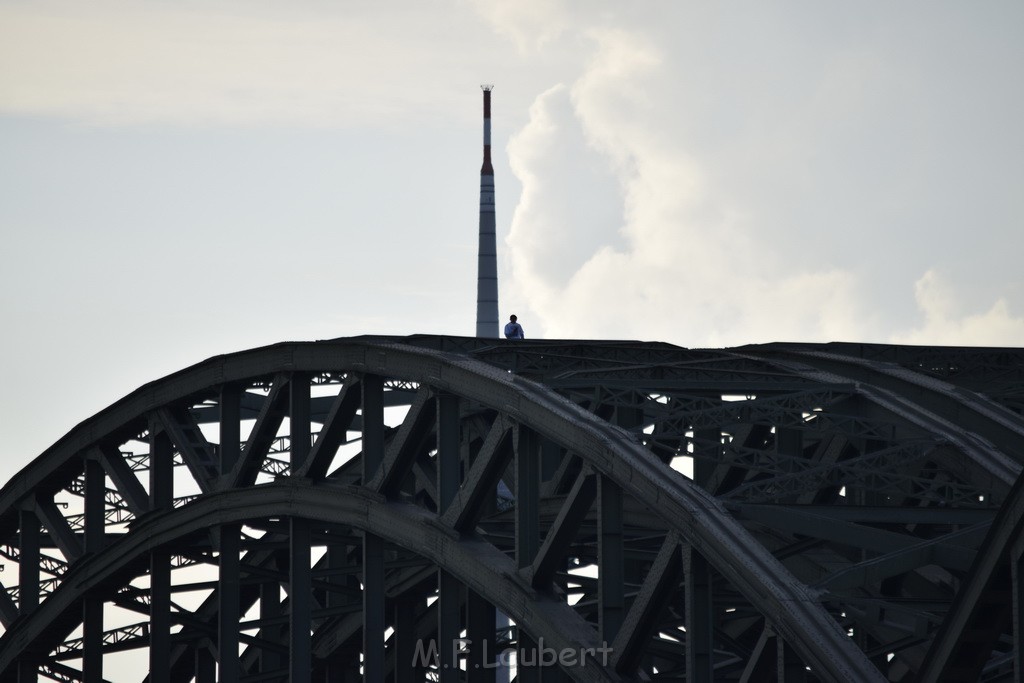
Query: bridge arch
4 336 1022 680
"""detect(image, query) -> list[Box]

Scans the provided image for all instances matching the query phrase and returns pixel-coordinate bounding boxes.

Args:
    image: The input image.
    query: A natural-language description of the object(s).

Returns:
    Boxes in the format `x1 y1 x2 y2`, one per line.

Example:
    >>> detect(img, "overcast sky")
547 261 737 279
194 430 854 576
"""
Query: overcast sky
2 1 1022 482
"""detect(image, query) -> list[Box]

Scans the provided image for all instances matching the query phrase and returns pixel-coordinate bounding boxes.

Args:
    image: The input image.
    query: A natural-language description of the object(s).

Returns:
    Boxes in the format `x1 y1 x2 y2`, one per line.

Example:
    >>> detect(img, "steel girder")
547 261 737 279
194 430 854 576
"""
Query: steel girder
0 338 1022 681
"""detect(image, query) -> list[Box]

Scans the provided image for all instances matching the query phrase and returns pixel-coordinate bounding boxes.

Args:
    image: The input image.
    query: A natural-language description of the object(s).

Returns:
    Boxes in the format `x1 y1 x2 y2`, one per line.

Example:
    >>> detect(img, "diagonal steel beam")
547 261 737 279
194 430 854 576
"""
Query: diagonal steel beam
523 467 596 589
311 564 435 660
156 407 217 494
738 625 777 683
815 523 987 591
95 444 149 516
369 386 436 497
917 472 1024 682
441 416 512 533
736 504 978 571
0 582 18 627
223 373 290 490
295 378 361 479
611 531 683 674
34 494 82 562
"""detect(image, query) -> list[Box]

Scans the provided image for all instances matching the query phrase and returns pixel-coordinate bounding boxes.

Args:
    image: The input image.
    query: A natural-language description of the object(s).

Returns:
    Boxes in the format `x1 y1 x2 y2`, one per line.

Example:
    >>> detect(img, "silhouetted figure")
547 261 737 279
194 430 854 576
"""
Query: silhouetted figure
504 314 525 340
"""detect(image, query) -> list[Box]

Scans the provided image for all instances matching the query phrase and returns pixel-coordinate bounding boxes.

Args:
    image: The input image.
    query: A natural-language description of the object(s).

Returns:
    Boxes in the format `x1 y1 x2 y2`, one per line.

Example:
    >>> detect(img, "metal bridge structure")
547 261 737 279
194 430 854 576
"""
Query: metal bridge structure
1 335 1023 682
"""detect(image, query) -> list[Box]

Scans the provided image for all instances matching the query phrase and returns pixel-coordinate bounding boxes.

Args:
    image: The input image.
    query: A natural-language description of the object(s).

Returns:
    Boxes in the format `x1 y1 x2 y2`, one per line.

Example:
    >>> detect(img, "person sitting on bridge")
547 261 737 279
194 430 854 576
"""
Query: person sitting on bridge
504 314 525 340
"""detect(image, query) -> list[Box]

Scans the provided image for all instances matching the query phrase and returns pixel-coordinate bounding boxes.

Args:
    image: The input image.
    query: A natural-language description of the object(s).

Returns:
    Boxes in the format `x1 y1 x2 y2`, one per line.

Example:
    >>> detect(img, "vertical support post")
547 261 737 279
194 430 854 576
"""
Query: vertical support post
394 596 423 683
516 427 541 681
16 659 36 683
16 658 36 683
599 398 639 651
517 631 539 683
151 428 174 510
220 383 242 475
195 646 216 683
777 638 808 682
362 375 384 482
324 545 359 681
219 523 241 683
599 396 640 649
363 532 386 682
684 544 714 682
1015 544 1024 683
693 393 722 487
291 372 311 472
438 571 462 683
290 518 312 682
84 456 106 552
362 373 386 681
853 438 886 507
437 393 461 514
776 427 803 472
83 456 105 552
437 392 463 681
18 507 40 683
516 427 540 568
598 475 624 645
693 427 720 487
83 606 105 681
150 547 171 682
150 427 173 682
83 456 106 683
540 438 561 484
615 400 644 434
260 577 283 673
467 590 497 683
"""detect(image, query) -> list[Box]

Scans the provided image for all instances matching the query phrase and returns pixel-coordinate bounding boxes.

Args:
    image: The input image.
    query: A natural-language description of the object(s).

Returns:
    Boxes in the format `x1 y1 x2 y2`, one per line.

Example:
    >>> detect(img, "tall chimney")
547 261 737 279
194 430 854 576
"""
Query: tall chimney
476 85 499 338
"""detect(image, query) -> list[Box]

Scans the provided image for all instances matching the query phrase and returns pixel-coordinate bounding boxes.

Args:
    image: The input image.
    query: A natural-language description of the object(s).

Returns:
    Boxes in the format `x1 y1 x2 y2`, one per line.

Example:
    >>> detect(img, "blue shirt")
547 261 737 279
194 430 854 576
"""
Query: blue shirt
504 322 524 339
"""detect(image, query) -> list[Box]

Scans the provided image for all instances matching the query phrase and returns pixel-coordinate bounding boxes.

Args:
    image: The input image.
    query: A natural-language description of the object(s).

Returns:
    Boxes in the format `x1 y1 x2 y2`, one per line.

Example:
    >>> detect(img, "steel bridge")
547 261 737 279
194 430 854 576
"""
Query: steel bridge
1 335 1023 682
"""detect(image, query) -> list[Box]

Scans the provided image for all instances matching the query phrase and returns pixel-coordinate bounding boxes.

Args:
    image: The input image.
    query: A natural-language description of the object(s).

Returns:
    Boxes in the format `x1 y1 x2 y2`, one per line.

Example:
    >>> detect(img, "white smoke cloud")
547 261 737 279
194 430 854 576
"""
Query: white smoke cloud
892 270 1024 346
505 25 873 346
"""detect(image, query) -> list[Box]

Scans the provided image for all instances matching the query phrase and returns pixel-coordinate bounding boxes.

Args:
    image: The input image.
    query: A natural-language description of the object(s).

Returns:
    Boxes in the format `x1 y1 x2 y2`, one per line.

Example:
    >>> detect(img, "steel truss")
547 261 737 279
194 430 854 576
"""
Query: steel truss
1 336 1023 681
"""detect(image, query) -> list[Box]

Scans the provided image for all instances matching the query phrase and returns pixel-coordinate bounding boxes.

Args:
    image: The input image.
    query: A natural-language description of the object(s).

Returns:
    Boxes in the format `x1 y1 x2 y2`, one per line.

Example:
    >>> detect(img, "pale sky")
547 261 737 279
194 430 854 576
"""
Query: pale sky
2 1 1022 482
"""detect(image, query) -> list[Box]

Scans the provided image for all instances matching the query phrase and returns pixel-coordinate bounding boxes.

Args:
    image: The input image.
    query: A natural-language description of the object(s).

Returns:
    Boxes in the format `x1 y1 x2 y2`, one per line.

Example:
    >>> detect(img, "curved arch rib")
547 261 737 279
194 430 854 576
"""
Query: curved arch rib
0 339 885 681
0 480 625 683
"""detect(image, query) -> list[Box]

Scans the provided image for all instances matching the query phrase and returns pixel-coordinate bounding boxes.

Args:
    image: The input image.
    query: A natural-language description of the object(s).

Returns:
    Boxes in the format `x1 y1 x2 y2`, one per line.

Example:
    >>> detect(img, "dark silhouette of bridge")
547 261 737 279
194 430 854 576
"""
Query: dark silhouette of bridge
1 335 1022 681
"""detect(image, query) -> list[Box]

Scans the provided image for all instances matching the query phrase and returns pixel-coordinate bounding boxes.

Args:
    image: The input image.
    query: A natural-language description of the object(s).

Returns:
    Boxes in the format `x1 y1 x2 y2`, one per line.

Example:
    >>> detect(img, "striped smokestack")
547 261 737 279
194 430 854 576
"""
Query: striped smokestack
476 85 499 338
